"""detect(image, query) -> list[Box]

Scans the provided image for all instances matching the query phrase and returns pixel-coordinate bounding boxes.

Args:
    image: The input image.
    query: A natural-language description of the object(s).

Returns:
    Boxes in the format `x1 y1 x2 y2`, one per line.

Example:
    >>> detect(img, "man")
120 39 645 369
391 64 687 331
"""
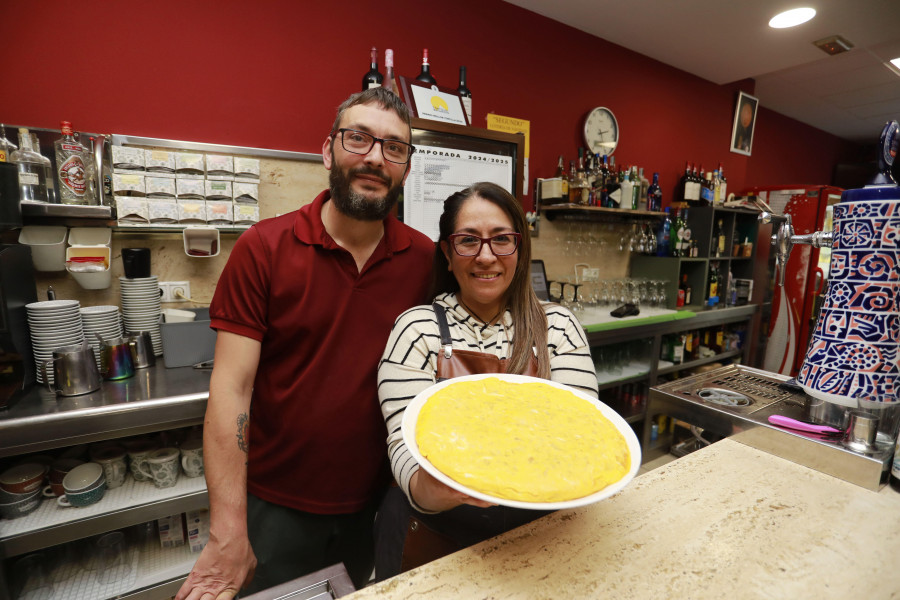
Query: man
176 87 434 600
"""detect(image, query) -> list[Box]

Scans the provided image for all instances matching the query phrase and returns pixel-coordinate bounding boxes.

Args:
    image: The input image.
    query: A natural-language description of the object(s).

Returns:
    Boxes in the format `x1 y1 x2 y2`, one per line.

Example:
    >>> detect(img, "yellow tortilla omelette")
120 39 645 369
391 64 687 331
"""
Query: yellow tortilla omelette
415 377 630 503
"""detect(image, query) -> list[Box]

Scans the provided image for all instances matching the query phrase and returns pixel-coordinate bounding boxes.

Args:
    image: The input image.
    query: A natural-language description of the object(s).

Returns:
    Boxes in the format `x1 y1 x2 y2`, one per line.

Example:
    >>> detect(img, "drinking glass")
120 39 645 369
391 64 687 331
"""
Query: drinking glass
96 531 132 585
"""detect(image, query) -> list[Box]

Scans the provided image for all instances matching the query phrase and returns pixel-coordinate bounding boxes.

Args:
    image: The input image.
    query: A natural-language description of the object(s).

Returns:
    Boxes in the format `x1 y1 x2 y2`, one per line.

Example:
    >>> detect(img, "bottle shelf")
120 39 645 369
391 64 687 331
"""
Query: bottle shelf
540 204 666 221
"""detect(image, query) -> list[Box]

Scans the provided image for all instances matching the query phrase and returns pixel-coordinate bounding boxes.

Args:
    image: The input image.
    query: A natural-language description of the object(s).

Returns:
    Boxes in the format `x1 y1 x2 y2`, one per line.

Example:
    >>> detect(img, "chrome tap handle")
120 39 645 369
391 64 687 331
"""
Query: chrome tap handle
93 135 108 206
771 214 795 287
791 230 833 249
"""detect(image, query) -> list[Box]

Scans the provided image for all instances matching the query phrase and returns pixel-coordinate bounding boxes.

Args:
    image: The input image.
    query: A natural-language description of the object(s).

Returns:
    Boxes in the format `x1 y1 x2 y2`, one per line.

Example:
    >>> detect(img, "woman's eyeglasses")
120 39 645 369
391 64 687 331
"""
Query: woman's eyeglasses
447 233 521 257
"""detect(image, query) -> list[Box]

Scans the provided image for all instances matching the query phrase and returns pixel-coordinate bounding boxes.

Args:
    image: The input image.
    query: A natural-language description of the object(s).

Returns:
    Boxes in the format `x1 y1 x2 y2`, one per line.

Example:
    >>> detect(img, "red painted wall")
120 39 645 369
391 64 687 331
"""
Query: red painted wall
2 0 859 209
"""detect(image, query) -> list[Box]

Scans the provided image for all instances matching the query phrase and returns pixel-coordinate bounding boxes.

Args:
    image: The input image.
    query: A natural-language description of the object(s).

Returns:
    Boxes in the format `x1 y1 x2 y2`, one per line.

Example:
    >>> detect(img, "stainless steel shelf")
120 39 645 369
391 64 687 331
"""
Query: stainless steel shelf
0 365 210 458
0 476 208 557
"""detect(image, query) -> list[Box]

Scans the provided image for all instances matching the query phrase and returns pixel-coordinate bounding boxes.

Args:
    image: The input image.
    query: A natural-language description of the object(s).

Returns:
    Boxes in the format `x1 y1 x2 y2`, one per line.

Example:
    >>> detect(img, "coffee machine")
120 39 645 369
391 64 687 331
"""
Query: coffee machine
0 243 38 409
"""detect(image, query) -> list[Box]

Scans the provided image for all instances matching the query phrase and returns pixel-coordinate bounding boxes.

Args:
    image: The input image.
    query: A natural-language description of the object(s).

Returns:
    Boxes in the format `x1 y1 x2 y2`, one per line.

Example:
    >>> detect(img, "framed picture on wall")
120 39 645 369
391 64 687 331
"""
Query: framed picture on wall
730 91 758 156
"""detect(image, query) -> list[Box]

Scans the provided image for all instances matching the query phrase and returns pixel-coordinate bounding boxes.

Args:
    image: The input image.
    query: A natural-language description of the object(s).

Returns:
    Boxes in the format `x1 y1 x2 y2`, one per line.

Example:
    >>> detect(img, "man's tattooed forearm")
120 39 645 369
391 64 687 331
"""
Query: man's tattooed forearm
236 412 249 456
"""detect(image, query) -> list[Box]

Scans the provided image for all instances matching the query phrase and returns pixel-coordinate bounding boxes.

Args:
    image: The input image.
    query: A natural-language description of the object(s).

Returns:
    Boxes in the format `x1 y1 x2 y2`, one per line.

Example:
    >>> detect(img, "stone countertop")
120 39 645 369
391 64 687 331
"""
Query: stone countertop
348 439 900 599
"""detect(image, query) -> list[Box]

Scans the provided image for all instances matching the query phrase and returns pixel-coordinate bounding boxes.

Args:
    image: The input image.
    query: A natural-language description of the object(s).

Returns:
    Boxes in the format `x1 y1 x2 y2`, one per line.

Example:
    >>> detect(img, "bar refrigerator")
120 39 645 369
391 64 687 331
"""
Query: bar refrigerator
739 184 843 376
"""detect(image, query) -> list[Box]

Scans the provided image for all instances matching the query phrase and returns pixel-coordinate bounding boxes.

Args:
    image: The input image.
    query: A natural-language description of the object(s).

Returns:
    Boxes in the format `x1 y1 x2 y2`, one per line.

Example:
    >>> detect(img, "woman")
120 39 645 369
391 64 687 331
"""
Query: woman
375 182 599 580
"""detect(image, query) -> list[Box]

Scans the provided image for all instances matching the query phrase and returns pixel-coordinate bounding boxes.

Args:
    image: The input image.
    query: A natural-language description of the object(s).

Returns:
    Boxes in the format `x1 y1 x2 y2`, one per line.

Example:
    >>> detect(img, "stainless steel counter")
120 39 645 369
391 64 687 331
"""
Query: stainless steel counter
0 364 210 458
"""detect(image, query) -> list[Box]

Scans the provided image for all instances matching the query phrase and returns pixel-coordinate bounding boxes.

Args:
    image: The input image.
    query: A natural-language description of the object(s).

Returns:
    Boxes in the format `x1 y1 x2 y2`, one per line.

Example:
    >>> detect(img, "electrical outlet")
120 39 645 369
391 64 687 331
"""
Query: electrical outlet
170 281 190 302
159 281 191 303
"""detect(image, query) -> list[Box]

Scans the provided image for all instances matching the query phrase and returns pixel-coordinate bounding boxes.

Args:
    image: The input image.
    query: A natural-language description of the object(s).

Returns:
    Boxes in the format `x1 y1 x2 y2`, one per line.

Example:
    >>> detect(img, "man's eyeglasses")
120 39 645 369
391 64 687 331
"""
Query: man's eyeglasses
447 233 521 257
331 128 415 164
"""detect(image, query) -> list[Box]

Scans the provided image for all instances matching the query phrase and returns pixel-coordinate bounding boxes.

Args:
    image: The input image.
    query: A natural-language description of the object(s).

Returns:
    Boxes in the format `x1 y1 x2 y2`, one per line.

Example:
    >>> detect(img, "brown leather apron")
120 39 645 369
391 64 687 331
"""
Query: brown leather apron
400 304 540 572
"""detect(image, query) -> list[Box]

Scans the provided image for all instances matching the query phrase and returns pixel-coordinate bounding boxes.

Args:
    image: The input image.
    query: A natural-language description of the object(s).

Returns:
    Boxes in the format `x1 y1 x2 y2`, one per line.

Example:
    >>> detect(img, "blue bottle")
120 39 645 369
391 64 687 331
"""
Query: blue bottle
647 172 663 212
657 207 672 256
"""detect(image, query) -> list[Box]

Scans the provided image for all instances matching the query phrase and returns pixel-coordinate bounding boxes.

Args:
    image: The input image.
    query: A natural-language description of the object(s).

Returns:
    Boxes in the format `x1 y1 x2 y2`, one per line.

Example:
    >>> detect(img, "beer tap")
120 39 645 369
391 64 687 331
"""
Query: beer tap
758 210 832 287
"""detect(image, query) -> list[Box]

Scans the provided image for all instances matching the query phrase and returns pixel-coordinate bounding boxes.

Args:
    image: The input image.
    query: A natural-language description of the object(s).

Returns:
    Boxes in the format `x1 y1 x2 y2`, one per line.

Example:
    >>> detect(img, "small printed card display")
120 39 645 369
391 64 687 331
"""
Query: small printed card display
145 149 176 172
112 146 145 170
113 173 146 196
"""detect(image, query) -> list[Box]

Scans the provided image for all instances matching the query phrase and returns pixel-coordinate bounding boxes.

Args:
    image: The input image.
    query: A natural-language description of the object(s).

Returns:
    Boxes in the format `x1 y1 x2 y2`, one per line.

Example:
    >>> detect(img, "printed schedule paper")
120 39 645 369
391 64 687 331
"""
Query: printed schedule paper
403 145 514 241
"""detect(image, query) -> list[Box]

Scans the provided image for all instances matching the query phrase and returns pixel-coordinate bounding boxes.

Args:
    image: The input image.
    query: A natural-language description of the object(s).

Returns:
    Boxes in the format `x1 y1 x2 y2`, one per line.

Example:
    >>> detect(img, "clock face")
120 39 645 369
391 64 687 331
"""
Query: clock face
583 107 619 156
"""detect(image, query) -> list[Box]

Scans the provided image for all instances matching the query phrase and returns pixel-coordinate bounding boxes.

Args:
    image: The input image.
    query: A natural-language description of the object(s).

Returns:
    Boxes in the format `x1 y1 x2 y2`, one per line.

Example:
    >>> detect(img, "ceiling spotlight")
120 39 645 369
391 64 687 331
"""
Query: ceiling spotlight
769 7 817 28
892 58 900 69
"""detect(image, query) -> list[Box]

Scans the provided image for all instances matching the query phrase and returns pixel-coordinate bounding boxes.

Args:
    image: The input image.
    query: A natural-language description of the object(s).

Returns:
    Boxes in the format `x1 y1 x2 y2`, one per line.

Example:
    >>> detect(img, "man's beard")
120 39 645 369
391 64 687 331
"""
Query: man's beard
329 165 402 221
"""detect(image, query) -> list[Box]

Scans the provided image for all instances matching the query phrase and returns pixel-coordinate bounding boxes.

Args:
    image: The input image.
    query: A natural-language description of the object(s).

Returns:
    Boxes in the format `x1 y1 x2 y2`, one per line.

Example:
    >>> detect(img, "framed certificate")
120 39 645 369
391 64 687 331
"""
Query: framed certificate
399 77 470 126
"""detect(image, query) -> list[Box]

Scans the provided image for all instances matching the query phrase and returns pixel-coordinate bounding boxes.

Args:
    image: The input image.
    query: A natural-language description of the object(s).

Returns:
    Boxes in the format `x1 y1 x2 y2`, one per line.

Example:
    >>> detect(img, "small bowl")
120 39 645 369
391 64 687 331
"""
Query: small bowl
0 487 43 519
162 308 196 323
0 463 48 494
62 462 104 494
57 478 106 508
48 458 85 485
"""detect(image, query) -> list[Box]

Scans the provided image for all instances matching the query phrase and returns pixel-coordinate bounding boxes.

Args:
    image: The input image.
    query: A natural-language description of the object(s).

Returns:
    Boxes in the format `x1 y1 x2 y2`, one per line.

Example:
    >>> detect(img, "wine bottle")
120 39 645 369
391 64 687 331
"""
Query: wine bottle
657 207 672 256
647 172 663 212
718 164 728 204
362 47 383 91
679 162 692 204
416 48 436 85
707 262 720 307
457 66 472 124
384 49 398 95
715 218 726 257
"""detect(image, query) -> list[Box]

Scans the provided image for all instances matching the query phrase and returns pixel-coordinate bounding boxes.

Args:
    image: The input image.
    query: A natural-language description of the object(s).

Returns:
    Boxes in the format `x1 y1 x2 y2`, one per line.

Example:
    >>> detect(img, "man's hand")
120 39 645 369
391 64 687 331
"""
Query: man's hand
175 531 257 600
410 467 495 512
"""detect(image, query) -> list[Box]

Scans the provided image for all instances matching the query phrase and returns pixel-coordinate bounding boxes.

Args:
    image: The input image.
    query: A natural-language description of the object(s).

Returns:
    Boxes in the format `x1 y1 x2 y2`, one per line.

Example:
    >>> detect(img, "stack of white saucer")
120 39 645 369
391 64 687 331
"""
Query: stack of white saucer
119 276 163 356
80 305 124 372
25 300 85 385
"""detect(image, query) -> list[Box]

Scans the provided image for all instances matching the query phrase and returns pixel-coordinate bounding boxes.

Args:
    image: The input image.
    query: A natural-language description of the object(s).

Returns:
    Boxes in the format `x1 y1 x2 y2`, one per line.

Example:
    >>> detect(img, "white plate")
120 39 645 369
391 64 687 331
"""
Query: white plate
401 373 641 511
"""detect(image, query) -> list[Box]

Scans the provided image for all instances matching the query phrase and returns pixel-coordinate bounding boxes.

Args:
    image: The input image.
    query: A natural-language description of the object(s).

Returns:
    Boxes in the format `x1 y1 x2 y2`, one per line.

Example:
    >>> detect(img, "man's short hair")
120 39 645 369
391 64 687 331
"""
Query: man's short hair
331 88 412 141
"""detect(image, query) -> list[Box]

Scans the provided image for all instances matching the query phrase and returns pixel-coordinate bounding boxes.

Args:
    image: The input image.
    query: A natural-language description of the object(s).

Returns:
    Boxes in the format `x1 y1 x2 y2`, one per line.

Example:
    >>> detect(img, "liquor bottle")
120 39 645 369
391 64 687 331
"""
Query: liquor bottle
679 162 692 204
567 160 578 204
362 47 383 91
457 66 472 124
681 273 692 306
714 218 726 257
676 275 685 307
384 49 398 94
707 261 720 307
671 208 685 257
657 207 672 256
599 155 610 207
415 48 436 85
637 167 649 210
606 166 622 208
691 165 702 204
0 124 16 162
30 133 55 203
699 171 714 206
54 121 90 205
630 166 640 210
620 168 634 210
569 150 590 206
647 172 662 212
712 169 721 205
718 165 728 204
10 128 49 202
680 207 691 255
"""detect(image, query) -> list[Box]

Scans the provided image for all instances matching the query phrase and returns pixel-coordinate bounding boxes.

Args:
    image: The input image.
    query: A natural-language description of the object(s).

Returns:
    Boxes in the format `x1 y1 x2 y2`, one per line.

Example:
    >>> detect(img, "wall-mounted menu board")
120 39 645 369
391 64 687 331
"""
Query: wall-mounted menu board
403 118 525 241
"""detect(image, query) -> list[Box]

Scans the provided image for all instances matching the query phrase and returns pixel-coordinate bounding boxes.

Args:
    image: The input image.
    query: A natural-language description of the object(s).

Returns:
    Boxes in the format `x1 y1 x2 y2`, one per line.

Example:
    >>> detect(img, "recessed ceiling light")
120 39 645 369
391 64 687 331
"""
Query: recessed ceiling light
892 57 900 69
769 7 817 28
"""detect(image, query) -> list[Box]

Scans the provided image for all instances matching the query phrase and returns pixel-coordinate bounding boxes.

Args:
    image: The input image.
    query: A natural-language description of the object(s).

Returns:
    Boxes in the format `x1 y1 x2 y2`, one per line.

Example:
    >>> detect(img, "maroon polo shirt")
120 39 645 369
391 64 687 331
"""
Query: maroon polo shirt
209 190 434 514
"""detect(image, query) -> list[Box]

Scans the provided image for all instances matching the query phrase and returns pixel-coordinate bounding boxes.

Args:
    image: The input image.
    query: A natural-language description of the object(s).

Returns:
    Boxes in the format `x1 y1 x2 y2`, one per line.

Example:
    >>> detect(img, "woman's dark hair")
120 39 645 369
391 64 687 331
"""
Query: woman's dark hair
430 182 550 378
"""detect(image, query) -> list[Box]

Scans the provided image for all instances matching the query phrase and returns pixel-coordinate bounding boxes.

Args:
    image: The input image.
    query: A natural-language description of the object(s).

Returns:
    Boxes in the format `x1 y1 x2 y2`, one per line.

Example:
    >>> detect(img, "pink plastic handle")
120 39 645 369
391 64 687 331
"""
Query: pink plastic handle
768 415 841 434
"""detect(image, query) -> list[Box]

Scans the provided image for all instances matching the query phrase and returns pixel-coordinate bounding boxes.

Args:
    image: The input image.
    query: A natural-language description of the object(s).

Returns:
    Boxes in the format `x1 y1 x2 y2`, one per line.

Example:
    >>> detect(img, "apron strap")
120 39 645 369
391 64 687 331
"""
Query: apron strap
432 303 453 359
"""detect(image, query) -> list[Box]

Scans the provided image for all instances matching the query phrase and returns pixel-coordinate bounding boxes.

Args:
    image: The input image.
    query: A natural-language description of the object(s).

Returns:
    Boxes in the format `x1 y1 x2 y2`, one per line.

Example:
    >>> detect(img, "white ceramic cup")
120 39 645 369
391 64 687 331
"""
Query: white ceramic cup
137 448 180 488
180 439 204 478
93 447 128 489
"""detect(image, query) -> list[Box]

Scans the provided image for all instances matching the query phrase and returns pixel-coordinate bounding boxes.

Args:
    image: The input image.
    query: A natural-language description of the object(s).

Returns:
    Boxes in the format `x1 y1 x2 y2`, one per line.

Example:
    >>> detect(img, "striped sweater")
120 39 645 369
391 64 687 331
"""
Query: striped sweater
377 292 599 512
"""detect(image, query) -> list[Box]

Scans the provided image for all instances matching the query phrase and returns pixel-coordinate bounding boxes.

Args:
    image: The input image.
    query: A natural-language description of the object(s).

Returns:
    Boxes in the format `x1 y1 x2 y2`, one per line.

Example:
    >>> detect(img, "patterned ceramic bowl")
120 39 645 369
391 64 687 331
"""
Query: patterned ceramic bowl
57 478 106 508
0 487 43 519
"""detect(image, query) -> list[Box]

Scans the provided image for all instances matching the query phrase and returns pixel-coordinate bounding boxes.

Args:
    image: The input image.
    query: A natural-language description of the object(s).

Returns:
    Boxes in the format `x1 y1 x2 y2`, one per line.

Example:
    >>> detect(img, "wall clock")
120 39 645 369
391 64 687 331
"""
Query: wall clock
583 107 619 156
